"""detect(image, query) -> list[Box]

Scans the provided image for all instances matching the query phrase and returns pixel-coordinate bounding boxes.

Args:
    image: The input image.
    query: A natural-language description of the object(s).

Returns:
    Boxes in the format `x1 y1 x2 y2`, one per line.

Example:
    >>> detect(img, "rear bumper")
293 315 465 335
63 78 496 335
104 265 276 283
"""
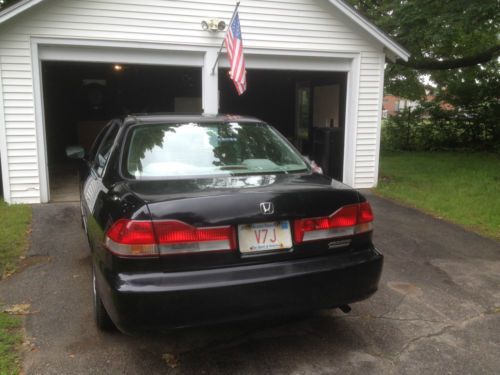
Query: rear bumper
96 249 383 333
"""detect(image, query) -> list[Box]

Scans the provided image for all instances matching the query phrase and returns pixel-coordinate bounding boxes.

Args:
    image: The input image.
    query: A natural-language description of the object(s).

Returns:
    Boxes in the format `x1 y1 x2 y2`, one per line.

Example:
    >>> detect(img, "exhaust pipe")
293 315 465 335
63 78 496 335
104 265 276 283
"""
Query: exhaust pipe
339 305 351 314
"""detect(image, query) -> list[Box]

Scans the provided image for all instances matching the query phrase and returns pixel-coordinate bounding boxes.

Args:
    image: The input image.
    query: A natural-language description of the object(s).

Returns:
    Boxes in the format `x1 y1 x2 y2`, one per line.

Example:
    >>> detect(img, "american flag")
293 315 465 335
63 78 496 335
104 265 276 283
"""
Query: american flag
224 12 247 95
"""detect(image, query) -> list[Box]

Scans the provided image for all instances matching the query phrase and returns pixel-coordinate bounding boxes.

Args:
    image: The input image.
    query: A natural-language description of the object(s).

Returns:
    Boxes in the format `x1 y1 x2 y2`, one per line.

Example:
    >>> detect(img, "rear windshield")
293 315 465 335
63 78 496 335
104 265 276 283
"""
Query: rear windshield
123 121 309 179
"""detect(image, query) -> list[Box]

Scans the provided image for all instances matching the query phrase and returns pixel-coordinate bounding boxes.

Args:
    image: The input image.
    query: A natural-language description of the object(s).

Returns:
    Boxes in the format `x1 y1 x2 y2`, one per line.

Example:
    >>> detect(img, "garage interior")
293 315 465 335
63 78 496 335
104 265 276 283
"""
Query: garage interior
219 68 347 181
41 61 202 202
42 62 347 202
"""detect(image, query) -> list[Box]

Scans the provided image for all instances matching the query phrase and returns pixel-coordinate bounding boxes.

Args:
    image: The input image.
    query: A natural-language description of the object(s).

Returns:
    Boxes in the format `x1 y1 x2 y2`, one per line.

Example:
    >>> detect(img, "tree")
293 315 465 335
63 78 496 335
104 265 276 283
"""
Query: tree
347 0 500 149
346 0 499 97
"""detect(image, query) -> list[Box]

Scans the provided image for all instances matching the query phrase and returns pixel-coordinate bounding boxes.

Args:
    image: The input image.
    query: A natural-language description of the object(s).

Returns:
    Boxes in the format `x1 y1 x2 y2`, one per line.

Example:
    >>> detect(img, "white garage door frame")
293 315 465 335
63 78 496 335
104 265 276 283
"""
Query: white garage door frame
31 38 360 203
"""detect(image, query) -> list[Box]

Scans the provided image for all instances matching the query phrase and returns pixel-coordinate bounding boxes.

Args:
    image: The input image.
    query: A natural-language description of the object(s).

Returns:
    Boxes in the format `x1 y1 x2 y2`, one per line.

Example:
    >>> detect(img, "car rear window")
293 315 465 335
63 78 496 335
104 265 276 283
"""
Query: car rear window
124 121 309 179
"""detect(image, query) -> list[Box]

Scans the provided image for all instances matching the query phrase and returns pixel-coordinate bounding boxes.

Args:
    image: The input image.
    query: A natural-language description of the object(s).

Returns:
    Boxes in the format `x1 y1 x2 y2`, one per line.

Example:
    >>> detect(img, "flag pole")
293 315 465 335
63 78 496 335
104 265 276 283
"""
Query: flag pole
210 1 241 75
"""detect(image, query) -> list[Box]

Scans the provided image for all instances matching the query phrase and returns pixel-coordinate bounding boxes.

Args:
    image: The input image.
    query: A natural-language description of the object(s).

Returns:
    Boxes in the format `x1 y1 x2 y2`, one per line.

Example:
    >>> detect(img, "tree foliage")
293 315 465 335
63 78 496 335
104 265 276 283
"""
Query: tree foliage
347 0 500 149
346 0 499 98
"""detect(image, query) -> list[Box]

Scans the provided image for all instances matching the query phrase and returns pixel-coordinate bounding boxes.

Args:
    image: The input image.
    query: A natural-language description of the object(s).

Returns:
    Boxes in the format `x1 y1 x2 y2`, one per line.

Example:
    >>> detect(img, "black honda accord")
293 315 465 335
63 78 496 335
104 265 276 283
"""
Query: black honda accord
67 114 383 333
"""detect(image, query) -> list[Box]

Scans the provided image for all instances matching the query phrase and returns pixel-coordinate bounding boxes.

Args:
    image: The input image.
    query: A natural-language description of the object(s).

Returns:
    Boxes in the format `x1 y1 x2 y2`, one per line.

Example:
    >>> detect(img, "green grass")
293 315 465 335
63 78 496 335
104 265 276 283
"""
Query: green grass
0 200 32 375
376 152 500 241
0 313 23 375
0 201 31 278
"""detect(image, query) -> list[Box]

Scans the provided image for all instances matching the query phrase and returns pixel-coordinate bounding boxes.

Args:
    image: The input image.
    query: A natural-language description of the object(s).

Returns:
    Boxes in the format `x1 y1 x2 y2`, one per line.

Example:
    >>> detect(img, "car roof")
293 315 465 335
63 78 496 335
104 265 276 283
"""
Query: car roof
123 113 263 125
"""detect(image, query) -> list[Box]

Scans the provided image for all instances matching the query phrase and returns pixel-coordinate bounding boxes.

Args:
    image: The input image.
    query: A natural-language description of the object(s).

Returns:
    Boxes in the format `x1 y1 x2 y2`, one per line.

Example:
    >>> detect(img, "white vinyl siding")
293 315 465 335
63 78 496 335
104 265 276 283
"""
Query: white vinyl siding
0 0 385 203
355 52 384 188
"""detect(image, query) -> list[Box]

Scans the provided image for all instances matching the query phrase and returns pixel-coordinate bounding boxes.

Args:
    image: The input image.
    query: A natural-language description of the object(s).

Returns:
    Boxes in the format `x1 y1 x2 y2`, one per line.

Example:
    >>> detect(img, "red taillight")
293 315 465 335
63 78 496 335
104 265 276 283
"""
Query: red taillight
153 220 235 254
293 202 374 244
329 205 358 227
105 219 235 257
105 219 157 257
153 221 232 244
358 202 374 223
106 219 155 245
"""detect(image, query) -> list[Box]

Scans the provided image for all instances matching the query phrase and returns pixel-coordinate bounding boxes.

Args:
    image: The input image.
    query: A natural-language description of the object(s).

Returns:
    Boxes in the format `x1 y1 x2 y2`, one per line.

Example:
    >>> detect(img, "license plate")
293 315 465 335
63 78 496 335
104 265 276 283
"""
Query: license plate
238 221 292 253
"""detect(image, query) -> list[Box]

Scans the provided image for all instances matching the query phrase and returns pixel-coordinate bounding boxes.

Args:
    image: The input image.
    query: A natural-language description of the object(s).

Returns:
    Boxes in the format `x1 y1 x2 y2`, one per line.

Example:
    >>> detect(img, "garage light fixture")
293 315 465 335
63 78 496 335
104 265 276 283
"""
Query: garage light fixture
201 19 226 32
113 64 123 72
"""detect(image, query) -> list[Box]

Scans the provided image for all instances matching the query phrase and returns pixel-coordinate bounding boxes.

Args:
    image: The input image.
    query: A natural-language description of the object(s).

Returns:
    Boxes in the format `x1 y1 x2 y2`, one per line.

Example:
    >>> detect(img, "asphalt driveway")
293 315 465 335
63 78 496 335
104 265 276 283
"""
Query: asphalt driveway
1 194 499 374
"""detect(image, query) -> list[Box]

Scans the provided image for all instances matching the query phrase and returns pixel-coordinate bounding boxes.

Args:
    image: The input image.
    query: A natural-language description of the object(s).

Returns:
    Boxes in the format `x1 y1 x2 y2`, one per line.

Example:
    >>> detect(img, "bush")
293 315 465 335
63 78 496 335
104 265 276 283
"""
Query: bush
381 102 500 152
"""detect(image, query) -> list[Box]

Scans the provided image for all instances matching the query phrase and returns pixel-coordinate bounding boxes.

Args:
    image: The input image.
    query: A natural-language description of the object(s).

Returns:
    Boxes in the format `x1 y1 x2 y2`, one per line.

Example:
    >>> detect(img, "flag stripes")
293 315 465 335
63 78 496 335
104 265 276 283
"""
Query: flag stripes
224 12 247 95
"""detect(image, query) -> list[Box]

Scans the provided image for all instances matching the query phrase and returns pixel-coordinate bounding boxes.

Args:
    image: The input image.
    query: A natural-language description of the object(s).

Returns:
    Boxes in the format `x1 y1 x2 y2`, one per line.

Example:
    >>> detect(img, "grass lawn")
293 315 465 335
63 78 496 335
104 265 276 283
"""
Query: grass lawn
0 201 32 278
376 152 500 241
0 313 23 375
0 200 32 375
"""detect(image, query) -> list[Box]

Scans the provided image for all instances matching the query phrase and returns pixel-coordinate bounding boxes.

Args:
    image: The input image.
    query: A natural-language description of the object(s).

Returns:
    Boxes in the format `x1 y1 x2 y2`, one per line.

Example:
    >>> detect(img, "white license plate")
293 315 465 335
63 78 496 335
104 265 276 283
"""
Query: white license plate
238 221 292 253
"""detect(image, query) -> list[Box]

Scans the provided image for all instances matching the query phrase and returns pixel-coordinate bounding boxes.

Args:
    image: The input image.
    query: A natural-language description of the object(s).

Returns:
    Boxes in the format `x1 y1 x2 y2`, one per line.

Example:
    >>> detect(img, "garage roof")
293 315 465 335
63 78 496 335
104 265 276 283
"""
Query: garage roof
0 0 410 61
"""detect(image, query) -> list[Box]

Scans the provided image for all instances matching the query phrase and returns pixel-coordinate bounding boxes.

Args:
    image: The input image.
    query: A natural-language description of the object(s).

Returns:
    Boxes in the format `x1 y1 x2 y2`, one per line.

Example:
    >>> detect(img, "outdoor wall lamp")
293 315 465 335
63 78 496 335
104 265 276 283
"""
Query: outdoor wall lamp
201 19 226 32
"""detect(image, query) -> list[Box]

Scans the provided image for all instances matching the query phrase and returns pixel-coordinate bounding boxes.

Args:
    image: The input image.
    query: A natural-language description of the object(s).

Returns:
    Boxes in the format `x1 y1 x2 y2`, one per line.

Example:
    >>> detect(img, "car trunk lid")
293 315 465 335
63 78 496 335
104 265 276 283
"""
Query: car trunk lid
128 173 360 225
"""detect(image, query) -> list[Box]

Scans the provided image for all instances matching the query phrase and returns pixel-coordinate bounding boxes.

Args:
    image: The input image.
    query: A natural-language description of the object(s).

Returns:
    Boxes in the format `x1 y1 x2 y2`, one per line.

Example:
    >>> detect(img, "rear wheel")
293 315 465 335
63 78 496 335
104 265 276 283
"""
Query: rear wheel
92 266 115 331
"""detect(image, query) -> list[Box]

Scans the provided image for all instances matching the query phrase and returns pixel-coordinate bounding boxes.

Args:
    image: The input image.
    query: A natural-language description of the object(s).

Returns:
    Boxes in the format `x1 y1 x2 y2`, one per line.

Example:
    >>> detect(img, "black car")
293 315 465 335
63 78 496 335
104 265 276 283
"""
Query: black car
67 114 383 333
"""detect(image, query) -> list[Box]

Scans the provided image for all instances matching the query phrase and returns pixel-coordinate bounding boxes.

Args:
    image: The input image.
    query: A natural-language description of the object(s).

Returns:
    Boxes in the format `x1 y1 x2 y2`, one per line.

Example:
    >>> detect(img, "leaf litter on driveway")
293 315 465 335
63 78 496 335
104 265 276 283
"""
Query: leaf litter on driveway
162 352 179 368
3 303 36 315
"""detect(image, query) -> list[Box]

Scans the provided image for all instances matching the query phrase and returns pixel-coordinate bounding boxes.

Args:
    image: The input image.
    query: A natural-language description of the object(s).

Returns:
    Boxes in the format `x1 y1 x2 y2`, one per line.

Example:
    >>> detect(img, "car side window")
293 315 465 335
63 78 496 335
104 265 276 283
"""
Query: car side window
88 122 112 162
93 123 120 177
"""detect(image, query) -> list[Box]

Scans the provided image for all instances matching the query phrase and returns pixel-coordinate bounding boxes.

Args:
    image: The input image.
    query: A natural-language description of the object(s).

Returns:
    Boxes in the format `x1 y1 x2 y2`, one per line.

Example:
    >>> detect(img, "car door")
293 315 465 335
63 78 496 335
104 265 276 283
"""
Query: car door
81 121 121 242
79 123 111 200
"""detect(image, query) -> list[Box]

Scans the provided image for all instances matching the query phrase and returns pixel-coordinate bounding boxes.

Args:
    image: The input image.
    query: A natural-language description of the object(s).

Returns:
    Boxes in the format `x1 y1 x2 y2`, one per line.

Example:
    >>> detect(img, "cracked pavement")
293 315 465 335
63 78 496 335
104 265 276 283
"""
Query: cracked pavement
1 193 499 374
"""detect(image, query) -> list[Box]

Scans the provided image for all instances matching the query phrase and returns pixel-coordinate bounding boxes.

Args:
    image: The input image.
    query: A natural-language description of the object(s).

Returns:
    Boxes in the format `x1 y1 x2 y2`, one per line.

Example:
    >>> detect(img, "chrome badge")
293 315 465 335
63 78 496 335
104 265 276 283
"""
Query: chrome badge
259 202 274 215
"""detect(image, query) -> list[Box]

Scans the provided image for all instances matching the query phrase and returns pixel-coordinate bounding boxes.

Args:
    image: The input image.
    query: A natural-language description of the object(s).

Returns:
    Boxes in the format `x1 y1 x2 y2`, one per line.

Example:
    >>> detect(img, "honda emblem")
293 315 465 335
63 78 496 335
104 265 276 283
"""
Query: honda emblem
259 202 274 215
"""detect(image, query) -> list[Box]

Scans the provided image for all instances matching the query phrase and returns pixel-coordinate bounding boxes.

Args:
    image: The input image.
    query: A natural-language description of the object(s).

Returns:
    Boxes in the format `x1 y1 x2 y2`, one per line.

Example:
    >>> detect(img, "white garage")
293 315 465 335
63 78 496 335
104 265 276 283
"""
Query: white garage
0 0 408 204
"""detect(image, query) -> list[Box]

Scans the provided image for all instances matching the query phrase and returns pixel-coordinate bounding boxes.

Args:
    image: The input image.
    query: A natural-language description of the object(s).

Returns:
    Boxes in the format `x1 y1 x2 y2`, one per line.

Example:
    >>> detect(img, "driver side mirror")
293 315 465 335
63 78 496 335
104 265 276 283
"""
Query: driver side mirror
66 145 85 160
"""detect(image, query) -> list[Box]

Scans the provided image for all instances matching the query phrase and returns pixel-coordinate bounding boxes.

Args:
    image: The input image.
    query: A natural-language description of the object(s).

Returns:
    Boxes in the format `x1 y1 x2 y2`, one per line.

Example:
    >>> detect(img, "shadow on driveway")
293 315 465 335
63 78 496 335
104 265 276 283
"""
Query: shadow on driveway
1 195 499 374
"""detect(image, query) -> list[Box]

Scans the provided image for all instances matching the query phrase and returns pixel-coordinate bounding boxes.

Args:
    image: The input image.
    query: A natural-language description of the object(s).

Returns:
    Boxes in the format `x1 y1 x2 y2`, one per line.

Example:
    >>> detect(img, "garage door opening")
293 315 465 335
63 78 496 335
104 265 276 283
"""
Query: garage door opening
219 69 347 181
41 61 202 202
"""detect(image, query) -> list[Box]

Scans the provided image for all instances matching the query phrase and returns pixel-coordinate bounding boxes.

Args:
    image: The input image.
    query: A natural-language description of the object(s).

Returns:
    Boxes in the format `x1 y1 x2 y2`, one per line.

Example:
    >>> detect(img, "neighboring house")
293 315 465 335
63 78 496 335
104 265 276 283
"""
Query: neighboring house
383 94 453 118
0 0 409 204
382 95 419 118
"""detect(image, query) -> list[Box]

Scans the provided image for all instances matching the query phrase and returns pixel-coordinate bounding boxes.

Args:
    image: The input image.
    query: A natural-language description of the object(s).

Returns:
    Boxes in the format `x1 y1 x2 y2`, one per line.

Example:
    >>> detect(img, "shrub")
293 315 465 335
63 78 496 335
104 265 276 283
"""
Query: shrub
381 101 500 152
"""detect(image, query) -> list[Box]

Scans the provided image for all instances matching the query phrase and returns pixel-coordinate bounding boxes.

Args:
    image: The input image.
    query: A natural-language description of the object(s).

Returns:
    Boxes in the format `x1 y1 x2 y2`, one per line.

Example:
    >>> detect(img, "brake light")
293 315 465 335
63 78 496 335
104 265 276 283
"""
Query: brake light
358 201 374 223
154 220 236 254
106 219 157 256
293 202 374 244
105 219 235 257
106 219 156 245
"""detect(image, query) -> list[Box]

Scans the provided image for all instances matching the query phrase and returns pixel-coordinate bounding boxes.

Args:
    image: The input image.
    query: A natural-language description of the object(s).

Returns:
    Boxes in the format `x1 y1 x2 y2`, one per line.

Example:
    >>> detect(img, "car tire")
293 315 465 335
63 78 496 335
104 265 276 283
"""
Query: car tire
92 266 115 331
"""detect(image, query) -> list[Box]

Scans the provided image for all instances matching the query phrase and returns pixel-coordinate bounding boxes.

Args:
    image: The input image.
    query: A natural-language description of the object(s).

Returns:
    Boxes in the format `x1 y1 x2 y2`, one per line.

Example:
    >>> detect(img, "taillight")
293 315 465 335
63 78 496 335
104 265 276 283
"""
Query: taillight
358 202 374 223
106 219 156 245
106 219 157 256
293 202 374 244
105 219 235 257
154 220 236 254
